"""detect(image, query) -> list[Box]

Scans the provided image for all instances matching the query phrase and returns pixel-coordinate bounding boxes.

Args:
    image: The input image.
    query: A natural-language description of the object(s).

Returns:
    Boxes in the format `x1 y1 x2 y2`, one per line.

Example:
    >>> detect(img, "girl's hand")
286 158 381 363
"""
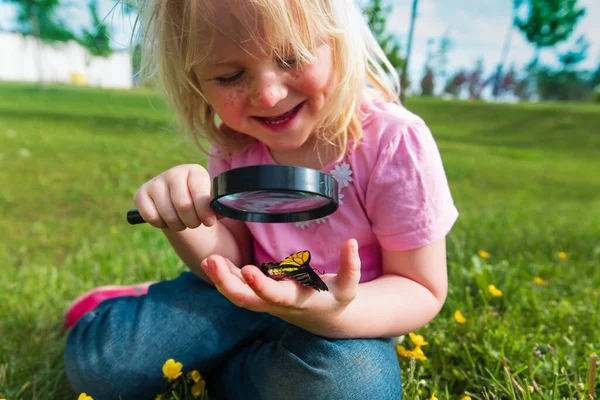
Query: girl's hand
201 239 361 336
134 164 219 231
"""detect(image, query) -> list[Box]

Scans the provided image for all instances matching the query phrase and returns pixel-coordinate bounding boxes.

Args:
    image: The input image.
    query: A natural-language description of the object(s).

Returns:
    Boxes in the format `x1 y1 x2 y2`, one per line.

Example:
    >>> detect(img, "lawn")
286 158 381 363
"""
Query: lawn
0 82 598 399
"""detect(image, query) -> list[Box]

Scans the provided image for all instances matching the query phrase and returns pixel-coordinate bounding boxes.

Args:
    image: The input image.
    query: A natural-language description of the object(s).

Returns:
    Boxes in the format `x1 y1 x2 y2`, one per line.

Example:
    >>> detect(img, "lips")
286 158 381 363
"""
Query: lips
255 102 304 125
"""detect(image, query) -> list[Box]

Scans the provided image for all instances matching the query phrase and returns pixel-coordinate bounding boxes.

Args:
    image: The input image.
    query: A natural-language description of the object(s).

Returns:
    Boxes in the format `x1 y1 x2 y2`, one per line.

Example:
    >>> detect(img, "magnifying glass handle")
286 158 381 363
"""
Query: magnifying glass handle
127 209 146 225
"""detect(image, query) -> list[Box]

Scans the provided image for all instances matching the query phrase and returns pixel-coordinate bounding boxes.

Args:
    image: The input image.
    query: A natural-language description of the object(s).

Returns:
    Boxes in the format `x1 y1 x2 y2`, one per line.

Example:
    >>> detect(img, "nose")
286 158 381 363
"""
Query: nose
250 70 288 108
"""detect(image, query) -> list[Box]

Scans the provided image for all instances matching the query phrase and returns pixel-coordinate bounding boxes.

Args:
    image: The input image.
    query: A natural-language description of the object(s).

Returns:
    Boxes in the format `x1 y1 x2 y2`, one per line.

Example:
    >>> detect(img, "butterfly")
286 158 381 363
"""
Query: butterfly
260 250 328 292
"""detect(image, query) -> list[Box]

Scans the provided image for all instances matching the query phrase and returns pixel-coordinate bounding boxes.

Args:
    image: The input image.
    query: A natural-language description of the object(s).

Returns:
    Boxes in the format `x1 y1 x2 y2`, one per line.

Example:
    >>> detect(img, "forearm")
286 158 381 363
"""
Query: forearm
162 220 251 283
308 274 446 339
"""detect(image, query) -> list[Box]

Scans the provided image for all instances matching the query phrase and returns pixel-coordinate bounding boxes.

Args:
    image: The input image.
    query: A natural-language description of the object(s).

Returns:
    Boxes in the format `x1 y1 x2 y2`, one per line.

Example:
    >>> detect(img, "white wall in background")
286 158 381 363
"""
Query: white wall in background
0 32 132 89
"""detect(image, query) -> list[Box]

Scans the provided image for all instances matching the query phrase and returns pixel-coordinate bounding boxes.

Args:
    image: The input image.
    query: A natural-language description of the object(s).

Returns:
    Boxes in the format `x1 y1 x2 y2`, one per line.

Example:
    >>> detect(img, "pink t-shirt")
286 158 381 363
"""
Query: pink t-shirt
208 100 458 283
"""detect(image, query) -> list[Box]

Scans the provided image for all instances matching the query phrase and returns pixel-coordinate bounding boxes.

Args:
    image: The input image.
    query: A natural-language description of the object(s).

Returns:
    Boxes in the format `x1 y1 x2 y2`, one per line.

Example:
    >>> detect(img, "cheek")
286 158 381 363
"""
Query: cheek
293 68 331 95
206 87 246 122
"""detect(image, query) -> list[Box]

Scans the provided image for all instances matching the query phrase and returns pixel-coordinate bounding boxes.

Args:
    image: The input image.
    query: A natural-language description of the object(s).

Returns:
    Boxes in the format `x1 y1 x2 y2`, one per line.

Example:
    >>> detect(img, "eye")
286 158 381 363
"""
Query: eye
216 71 243 84
278 56 299 69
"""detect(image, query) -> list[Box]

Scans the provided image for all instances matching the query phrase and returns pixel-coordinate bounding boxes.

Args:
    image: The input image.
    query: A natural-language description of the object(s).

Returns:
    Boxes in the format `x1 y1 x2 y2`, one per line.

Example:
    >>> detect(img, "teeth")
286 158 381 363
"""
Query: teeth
264 116 292 125
260 104 300 124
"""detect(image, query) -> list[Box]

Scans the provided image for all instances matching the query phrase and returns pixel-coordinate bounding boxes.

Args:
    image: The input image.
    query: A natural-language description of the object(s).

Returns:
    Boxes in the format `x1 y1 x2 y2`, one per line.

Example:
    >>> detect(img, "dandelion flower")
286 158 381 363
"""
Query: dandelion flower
454 310 467 324
528 385 534 393
78 394 94 400
488 284 503 297
430 392 439 400
558 251 568 260
162 358 183 381
409 332 428 347
533 276 548 286
155 395 163 400
191 380 206 398
461 397 472 400
478 250 490 259
189 369 202 383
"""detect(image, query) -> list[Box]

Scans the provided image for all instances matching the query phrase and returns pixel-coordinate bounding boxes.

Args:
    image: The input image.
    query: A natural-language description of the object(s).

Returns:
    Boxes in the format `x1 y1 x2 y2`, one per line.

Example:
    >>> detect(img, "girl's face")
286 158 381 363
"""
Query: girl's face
195 7 336 163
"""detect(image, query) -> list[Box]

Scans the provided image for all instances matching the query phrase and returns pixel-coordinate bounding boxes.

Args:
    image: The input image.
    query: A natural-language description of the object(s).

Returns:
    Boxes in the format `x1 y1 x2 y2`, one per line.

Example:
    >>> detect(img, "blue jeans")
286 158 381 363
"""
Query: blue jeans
65 272 402 399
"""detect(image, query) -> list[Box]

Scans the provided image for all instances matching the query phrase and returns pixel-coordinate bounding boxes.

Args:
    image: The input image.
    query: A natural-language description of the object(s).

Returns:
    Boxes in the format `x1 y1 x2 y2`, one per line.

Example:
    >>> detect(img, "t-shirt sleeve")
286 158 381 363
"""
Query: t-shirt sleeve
207 146 232 179
365 119 458 251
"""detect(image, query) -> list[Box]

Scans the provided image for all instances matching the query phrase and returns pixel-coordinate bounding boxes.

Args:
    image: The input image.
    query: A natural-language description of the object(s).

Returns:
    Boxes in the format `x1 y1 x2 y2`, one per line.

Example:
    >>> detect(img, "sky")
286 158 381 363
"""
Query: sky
1 0 598 92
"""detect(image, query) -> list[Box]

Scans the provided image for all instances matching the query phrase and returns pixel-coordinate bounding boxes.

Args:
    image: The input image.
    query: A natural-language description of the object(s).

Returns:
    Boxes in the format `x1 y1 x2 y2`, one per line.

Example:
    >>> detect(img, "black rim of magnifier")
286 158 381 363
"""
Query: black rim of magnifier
210 165 338 223
126 165 339 224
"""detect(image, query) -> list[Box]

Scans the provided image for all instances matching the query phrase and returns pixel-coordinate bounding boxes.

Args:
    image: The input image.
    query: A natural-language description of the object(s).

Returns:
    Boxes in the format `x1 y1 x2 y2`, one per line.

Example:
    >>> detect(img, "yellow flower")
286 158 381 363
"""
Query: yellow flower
478 250 491 259
409 332 428 347
155 395 163 400
78 394 94 400
461 396 472 400
488 284 503 297
533 276 548 285
191 380 206 398
558 251 568 260
411 346 428 360
189 369 202 383
430 392 438 400
528 385 534 393
454 310 467 324
396 345 409 357
162 358 183 381
396 345 427 360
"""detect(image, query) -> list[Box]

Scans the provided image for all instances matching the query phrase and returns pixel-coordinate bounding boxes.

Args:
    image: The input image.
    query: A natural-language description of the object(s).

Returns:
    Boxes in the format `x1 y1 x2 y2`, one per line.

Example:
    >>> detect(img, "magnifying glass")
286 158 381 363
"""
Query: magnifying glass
126 165 339 224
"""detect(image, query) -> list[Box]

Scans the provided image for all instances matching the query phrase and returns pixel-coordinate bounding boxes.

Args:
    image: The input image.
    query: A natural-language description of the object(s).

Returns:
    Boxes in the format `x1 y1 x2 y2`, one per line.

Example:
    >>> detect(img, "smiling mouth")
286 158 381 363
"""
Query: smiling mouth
254 102 304 125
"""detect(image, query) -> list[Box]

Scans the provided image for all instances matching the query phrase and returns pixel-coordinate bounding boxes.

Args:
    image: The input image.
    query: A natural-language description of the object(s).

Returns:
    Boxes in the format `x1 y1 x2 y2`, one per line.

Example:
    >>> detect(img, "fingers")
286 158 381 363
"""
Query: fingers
134 186 168 228
187 166 218 227
134 164 216 230
241 266 298 308
203 256 267 311
169 171 201 229
334 238 361 303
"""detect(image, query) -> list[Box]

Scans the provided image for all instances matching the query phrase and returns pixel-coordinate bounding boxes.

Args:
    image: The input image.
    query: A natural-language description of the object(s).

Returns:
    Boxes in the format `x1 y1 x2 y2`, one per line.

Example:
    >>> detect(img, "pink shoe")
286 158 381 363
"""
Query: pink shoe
63 283 154 330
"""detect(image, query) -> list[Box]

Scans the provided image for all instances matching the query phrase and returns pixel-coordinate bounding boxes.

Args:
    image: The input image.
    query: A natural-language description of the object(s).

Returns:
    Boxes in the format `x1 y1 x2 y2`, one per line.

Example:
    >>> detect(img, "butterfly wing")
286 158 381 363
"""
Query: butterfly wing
279 250 311 267
284 264 329 291
279 250 328 292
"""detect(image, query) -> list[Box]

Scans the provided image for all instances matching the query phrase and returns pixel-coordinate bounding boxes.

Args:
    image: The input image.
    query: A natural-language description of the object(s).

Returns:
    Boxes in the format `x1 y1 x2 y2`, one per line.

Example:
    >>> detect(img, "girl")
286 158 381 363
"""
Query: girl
64 0 458 398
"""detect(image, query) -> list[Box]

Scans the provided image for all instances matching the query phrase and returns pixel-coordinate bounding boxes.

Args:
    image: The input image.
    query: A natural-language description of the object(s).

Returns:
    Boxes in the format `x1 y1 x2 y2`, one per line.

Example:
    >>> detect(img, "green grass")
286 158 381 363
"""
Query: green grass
1 82 599 399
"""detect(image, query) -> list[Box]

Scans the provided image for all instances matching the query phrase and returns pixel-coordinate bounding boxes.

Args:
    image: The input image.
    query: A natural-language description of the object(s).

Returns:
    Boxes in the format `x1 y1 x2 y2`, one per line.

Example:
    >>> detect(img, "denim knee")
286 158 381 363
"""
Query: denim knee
214 326 402 400
286 335 402 400
64 302 164 400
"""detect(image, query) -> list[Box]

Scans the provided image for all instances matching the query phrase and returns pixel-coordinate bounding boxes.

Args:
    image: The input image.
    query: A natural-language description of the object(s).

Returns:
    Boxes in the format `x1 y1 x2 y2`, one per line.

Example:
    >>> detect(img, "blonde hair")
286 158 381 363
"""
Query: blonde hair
134 0 400 156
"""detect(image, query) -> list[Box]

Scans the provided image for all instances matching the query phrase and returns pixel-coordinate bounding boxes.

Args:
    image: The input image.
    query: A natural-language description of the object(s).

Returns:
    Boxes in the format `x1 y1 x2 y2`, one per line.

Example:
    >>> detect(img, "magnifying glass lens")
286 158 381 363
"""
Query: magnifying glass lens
216 190 331 214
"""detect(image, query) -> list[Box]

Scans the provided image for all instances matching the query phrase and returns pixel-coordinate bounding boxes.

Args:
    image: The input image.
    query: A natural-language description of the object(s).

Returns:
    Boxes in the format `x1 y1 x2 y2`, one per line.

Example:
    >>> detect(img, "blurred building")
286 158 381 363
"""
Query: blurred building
0 31 132 89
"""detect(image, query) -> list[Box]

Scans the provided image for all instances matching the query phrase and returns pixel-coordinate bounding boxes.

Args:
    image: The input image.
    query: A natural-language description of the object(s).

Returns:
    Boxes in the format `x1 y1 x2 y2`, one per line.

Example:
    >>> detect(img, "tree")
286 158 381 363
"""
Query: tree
466 59 488 99
443 71 467 97
420 67 434 96
400 0 419 104
420 32 453 97
558 35 589 70
362 0 405 78
2 0 121 86
431 32 453 94
534 36 591 101
514 0 585 62
492 0 524 98
514 0 586 101
79 0 112 57
2 0 76 86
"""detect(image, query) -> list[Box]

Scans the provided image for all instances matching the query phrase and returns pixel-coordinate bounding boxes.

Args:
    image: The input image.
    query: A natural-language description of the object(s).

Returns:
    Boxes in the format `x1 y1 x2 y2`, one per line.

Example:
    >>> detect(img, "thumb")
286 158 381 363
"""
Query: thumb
335 238 361 301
